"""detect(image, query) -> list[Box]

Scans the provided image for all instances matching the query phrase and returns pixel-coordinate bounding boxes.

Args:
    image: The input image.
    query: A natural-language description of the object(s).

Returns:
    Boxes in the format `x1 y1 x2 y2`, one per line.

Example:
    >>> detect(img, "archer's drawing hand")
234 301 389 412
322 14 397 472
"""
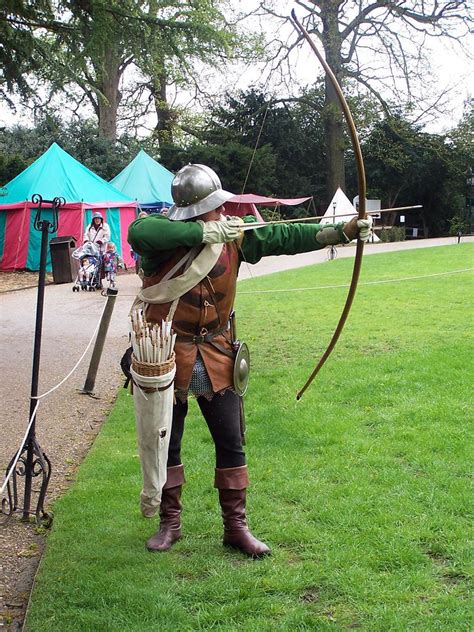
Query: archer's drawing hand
343 216 373 242
199 217 243 244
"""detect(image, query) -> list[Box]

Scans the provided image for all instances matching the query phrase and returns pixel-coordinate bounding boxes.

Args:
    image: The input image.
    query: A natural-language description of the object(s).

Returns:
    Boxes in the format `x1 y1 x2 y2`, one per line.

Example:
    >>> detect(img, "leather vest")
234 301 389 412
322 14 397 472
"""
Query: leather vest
142 243 239 392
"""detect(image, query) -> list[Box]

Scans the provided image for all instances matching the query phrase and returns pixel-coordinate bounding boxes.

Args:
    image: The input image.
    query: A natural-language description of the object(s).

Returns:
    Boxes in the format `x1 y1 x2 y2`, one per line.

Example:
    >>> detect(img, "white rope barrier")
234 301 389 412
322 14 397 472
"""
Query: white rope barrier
236 268 474 295
115 268 474 298
32 301 107 400
0 402 39 496
0 300 108 498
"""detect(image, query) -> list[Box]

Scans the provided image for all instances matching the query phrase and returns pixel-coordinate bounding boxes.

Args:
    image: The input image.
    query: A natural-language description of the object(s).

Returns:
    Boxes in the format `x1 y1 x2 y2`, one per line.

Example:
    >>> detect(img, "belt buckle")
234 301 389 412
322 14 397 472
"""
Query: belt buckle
196 327 208 343
193 327 208 343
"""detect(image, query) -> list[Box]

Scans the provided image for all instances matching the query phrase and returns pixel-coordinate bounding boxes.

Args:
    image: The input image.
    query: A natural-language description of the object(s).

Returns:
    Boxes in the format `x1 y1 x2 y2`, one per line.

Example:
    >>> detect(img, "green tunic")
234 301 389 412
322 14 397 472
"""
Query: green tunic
128 214 348 276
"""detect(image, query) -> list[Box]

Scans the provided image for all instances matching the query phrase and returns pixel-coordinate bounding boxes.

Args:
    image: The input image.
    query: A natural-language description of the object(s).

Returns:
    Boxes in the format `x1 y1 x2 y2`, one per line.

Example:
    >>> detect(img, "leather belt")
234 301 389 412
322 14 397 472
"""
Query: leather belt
177 326 235 358
177 325 228 344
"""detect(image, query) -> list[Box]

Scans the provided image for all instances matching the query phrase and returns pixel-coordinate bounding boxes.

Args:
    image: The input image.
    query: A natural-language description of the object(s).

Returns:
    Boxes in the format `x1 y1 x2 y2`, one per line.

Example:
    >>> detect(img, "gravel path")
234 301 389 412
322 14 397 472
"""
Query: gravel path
0 236 471 630
0 272 141 631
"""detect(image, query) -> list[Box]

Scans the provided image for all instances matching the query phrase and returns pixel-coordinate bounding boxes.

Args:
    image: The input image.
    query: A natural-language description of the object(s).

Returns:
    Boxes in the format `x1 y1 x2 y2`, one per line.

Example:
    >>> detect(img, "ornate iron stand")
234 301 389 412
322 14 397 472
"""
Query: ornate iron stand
1 195 64 526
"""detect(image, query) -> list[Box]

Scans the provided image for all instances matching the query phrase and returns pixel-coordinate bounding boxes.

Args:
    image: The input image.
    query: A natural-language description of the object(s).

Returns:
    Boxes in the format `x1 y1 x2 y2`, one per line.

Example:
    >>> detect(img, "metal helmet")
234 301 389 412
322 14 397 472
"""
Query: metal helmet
168 164 234 221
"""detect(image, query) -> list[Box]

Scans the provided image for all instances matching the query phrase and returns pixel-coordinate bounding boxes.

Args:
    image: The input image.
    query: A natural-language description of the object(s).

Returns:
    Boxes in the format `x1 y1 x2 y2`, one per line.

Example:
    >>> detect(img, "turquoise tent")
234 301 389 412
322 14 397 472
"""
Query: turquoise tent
0 143 137 270
110 149 174 209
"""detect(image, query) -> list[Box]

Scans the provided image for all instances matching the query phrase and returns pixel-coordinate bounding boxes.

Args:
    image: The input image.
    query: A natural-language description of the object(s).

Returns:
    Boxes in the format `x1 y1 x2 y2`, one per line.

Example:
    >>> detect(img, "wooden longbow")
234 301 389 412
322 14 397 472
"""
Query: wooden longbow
290 10 367 400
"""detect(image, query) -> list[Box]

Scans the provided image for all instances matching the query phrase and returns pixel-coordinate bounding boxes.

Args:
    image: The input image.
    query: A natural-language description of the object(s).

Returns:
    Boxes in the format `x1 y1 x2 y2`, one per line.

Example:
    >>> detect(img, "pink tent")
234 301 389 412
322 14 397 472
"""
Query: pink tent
0 144 138 271
224 194 312 221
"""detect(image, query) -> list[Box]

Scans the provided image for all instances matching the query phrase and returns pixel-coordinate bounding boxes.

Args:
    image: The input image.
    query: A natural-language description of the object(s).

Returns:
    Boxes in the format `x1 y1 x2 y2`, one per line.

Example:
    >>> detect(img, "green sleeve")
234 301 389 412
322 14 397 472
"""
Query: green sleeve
239 216 347 264
127 215 203 275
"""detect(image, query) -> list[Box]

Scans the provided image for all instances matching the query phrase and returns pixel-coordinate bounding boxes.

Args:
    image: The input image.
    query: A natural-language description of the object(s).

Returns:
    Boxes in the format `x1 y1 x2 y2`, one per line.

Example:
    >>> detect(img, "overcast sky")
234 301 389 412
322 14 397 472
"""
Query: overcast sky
231 1 472 133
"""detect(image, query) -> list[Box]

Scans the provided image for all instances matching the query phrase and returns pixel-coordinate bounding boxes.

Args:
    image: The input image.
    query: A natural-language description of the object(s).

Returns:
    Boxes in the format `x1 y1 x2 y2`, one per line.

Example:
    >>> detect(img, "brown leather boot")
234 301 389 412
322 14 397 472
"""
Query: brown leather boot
215 465 270 558
146 464 185 552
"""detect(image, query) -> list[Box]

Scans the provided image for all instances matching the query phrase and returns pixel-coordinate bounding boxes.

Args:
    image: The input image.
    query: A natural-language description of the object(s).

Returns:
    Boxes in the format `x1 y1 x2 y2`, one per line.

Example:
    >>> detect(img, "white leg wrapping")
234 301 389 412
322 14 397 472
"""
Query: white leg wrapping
130 365 176 517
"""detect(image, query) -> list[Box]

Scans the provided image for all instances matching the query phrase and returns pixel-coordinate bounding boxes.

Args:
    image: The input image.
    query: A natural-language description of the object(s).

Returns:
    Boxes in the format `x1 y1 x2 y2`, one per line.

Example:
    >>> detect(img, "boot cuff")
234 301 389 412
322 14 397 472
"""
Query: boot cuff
164 464 185 489
214 465 249 490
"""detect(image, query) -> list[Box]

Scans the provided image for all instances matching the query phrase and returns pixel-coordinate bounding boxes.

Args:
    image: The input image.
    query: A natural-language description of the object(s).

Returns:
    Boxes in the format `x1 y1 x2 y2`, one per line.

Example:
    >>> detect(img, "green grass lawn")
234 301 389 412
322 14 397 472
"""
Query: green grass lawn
26 245 473 631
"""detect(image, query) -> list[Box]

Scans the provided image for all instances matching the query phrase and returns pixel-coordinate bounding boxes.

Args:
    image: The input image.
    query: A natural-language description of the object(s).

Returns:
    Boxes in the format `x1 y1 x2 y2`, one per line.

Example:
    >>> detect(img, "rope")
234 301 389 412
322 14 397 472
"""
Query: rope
240 104 269 196
236 268 474 296
32 301 107 400
0 300 108 497
0 403 39 496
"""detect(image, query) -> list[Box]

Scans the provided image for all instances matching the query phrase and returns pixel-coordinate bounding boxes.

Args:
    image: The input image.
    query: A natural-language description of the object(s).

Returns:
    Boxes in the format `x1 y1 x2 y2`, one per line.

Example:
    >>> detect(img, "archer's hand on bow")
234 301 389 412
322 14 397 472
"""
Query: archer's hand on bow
343 216 373 242
199 217 243 244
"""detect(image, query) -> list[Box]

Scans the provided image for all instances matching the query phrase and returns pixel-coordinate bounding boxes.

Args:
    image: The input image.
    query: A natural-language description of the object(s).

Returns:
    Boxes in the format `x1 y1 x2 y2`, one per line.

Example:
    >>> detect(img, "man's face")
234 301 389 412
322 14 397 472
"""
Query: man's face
199 206 224 222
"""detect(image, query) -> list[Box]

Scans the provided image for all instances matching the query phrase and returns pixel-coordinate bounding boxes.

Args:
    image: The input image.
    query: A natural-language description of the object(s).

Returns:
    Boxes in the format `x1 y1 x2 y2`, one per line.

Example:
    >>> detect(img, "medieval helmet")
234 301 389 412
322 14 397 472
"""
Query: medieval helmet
168 164 234 221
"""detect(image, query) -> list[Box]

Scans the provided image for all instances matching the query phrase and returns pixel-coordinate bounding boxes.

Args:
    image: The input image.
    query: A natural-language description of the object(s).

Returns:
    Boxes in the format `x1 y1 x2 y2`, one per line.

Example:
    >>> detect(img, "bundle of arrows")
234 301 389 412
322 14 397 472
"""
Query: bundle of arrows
130 309 176 365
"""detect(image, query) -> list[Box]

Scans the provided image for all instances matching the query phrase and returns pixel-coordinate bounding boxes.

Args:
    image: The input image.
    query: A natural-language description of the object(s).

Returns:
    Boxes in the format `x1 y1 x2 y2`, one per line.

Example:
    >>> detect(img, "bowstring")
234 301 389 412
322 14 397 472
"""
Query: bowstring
235 103 300 402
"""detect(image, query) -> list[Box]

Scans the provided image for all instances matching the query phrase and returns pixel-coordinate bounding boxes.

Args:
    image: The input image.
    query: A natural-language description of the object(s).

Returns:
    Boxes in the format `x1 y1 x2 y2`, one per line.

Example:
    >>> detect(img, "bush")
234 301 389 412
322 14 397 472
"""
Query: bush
259 208 282 222
379 226 407 242
448 215 469 236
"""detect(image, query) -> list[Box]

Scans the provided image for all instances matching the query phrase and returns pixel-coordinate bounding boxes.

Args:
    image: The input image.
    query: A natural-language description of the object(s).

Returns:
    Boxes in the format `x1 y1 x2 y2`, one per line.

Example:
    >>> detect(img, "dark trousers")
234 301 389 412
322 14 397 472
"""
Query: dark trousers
167 390 245 469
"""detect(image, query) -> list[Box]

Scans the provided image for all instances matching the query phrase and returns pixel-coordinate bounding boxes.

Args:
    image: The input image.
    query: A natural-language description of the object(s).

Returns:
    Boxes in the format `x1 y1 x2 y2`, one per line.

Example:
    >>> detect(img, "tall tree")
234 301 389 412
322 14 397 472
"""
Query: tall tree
162 87 331 209
363 114 467 236
0 0 61 106
136 1 262 150
256 1 471 197
2 1 257 142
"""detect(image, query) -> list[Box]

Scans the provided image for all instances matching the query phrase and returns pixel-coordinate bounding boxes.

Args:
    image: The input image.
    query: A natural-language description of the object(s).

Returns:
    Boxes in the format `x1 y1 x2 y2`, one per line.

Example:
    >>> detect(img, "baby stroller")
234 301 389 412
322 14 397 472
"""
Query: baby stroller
71 242 103 292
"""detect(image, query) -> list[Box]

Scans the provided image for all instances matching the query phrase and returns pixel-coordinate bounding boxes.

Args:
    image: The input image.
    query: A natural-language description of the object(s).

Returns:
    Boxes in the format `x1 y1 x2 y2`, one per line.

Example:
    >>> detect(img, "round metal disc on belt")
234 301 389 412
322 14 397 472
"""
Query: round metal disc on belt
233 342 250 396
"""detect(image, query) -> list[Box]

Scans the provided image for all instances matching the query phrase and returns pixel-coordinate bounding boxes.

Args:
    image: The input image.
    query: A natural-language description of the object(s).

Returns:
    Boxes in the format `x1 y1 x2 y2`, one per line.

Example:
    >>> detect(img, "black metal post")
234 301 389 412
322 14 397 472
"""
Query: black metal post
467 167 473 234
81 287 118 396
2 195 63 525
22 213 50 518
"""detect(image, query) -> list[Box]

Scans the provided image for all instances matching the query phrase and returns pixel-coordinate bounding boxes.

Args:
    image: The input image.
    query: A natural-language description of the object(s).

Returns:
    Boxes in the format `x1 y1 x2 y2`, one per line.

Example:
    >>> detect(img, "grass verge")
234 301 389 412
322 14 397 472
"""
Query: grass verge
26 245 473 631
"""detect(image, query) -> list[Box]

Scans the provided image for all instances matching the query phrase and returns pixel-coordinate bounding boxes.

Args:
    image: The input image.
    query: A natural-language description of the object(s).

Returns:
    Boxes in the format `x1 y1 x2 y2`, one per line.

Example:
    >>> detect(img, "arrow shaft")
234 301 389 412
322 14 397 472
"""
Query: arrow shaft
241 205 422 231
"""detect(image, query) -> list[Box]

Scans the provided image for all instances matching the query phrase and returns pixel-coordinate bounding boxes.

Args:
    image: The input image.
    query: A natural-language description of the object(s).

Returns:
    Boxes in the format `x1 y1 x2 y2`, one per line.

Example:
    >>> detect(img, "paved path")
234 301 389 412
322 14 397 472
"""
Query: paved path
0 235 472 629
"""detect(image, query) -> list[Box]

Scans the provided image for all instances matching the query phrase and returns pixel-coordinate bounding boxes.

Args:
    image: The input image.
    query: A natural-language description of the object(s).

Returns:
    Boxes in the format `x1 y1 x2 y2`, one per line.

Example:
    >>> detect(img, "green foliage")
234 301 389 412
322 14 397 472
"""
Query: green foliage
213 88 327 203
448 98 473 160
162 139 278 195
0 151 28 185
3 1 261 141
0 115 142 182
163 87 329 214
259 208 282 223
25 245 473 631
379 227 407 242
0 0 55 100
363 115 469 237
448 216 469 236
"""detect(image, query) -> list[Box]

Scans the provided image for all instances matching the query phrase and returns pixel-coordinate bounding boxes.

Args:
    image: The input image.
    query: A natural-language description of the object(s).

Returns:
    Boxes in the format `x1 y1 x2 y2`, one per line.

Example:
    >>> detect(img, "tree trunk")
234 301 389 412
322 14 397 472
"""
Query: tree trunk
152 71 175 149
96 46 122 142
146 0 175 150
421 213 429 238
321 1 346 200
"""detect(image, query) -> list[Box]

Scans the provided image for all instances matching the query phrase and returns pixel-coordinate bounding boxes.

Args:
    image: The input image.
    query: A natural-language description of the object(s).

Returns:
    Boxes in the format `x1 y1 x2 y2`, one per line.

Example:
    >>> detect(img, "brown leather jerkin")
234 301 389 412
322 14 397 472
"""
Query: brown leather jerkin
142 242 240 393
